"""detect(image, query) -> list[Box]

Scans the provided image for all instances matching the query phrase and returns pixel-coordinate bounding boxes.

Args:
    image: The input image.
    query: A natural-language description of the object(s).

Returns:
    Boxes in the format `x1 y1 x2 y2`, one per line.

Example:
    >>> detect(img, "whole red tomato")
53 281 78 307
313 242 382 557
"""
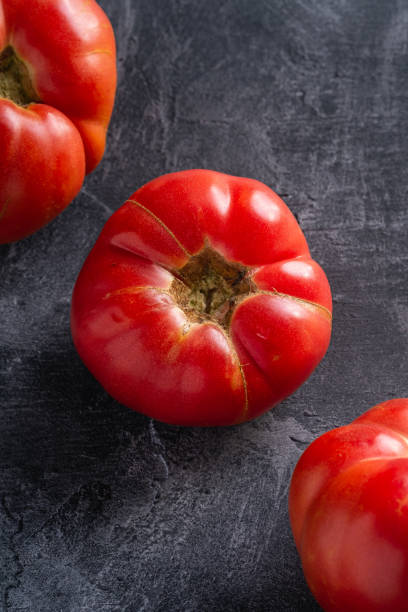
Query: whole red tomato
71 170 332 426
0 0 116 243
289 398 408 612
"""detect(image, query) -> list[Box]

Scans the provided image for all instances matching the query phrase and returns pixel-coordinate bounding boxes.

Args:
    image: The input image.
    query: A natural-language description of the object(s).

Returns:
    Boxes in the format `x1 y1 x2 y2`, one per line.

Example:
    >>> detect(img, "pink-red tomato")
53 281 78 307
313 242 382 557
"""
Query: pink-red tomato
0 0 116 243
71 170 332 426
289 398 408 612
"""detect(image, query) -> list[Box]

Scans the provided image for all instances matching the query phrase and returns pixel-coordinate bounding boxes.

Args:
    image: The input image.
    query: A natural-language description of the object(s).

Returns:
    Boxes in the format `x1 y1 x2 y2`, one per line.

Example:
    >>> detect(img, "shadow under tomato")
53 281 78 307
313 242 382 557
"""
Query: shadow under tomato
1 322 312 611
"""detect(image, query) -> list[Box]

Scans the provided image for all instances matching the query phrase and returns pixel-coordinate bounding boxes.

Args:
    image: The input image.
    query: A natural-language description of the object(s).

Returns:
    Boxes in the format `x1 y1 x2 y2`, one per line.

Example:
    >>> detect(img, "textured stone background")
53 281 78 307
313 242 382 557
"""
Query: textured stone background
1 0 408 610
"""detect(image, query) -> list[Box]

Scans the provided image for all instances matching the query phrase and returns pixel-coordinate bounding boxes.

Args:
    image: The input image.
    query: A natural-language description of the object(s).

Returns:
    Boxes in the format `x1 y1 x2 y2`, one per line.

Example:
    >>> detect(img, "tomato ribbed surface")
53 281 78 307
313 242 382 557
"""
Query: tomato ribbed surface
71 170 332 426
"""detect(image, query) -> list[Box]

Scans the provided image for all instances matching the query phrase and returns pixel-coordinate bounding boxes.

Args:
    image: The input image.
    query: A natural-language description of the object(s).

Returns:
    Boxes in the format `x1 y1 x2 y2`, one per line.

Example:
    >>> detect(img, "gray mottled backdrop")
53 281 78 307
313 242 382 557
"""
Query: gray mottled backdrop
1 0 408 610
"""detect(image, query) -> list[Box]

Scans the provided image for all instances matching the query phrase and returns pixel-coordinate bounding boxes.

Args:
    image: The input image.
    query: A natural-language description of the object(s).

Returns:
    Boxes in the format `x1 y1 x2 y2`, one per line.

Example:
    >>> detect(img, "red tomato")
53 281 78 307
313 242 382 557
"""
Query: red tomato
289 398 408 612
0 0 116 243
71 170 332 426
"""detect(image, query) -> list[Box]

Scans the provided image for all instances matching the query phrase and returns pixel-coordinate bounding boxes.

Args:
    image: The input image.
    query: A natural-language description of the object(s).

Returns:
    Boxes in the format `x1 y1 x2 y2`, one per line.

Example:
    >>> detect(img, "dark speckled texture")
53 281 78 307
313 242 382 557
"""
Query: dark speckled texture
1 0 408 610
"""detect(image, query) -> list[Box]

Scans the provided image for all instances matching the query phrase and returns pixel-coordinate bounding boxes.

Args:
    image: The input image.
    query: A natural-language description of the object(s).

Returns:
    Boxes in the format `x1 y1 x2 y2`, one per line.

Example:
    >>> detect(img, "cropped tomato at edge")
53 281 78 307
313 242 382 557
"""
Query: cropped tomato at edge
289 398 408 612
0 0 117 243
71 169 332 426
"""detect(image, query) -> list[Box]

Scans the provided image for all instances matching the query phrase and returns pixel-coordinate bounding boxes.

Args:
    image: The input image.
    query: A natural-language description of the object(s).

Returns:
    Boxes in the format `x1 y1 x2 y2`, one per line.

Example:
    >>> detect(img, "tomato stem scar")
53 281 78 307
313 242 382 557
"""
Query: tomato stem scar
0 46 39 106
169 247 255 330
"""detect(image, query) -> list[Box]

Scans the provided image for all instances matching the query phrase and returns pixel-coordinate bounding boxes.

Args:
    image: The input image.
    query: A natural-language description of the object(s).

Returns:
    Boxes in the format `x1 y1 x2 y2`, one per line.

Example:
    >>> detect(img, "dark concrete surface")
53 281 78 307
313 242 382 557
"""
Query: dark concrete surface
1 0 408 610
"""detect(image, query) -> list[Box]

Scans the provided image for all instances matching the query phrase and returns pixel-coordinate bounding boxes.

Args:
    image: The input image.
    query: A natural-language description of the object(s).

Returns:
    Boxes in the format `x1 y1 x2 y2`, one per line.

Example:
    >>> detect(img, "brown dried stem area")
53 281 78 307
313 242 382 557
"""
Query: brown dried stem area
0 46 39 106
169 247 254 329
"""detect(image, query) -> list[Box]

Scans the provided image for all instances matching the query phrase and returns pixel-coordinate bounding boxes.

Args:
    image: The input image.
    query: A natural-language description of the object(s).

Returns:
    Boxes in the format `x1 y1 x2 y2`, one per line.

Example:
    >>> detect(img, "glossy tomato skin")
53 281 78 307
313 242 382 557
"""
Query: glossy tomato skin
71 170 332 426
289 398 408 612
0 101 86 242
0 0 116 243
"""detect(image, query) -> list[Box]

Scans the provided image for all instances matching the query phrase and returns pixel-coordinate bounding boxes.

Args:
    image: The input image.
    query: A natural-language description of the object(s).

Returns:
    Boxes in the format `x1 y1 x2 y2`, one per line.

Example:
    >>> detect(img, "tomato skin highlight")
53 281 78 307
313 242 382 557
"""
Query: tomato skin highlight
0 101 86 242
289 398 408 612
71 170 332 426
0 0 116 243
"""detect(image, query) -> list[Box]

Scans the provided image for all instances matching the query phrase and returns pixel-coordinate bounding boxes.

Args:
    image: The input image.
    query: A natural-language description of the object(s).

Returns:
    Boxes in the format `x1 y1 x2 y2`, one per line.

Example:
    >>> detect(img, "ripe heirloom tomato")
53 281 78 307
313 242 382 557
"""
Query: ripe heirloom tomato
289 398 408 612
71 170 332 426
0 0 116 243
